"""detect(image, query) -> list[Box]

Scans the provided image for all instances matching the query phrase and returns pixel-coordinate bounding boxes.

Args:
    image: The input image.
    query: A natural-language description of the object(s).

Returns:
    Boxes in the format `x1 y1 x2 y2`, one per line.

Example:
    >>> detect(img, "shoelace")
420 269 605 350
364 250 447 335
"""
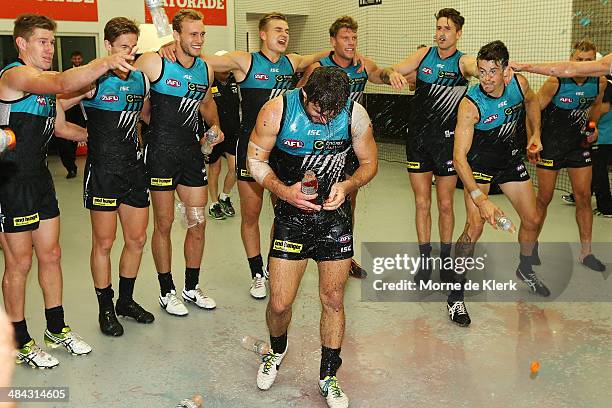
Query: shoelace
25 344 51 361
328 378 343 398
521 271 543 291
261 352 277 375
194 287 208 299
253 277 265 289
449 302 467 316
168 293 183 307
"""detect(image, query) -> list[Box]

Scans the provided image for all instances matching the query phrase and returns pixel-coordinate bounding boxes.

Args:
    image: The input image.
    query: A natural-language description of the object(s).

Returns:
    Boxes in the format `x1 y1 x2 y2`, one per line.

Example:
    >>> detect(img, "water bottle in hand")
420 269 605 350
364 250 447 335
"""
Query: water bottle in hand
496 214 515 233
0 127 16 153
580 121 596 148
201 128 218 157
145 0 172 37
241 335 271 355
300 170 318 212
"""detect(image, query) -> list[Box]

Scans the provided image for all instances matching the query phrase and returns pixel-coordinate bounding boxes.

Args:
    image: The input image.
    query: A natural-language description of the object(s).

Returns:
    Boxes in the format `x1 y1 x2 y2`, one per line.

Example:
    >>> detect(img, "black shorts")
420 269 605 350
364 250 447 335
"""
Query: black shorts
207 132 237 164
471 162 530 185
0 170 59 233
84 159 149 211
145 142 208 190
537 148 592 170
236 131 254 182
406 134 456 176
269 201 353 262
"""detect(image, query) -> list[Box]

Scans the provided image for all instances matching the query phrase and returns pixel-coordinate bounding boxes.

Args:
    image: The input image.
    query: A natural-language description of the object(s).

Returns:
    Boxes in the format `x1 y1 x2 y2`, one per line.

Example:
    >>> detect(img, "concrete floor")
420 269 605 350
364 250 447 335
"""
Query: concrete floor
2 156 612 408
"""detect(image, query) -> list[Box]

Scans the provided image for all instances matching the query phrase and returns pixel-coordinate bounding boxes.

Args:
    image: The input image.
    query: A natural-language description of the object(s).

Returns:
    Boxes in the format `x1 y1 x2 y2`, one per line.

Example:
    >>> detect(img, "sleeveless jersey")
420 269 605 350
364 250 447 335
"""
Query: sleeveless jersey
319 52 368 104
0 60 56 175
149 57 209 145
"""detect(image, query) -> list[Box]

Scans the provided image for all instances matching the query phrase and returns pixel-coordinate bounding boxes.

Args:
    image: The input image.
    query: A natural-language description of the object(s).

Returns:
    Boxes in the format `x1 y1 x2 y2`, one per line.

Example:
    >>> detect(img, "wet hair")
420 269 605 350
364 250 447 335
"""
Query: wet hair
435 8 464 31
477 40 510 69
104 17 139 44
258 12 288 31
172 9 204 33
303 66 350 120
329 16 358 37
13 14 56 49
572 39 597 55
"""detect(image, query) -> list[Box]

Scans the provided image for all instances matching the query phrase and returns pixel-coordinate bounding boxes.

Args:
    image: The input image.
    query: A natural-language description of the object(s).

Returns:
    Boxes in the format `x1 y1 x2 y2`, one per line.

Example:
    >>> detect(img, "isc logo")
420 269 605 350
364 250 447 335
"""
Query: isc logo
101 94 119 102
270 68 280 73
307 129 322 136
166 79 181 87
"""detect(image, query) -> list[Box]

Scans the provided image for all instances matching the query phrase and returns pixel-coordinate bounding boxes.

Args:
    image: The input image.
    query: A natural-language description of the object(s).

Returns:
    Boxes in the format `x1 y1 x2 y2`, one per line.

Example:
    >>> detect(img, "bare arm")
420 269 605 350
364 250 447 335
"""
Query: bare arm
459 55 478 79
518 74 542 160
378 47 429 90
362 58 384 85
588 77 608 123
296 62 321 88
0 53 133 99
511 54 612 77
54 100 87 142
287 50 332 72
536 76 559 110
454 98 480 195
323 102 378 210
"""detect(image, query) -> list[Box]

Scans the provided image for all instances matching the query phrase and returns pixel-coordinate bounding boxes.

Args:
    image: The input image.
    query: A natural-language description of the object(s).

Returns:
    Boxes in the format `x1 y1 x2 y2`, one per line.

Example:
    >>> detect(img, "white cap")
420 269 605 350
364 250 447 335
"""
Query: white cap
214 50 229 56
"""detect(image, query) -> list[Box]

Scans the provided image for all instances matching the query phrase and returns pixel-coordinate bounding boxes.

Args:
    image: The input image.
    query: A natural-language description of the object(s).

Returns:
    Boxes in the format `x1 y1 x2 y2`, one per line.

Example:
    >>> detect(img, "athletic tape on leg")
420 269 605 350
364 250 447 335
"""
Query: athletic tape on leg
175 201 206 228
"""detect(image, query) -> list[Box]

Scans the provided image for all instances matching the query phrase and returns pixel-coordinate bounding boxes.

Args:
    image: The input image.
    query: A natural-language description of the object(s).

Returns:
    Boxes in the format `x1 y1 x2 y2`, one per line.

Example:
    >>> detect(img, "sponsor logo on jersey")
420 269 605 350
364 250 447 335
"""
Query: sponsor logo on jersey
188 83 208 92
13 213 39 227
498 100 508 108
437 71 458 79
240 169 251 178
211 86 219 95
166 78 181 87
340 245 352 253
407 161 421 169
126 94 144 103
559 97 574 104
273 239 303 253
275 74 294 82
422 67 433 75
120 86 130 91
270 68 280 73
150 177 173 186
483 114 498 124
254 73 269 81
93 197 117 207
313 139 345 151
504 103 523 116
36 96 47 106
338 234 352 244
472 172 492 181
184 74 193 80
101 94 119 102
579 97 587 104
308 129 322 136
537 158 554 167
282 139 304 148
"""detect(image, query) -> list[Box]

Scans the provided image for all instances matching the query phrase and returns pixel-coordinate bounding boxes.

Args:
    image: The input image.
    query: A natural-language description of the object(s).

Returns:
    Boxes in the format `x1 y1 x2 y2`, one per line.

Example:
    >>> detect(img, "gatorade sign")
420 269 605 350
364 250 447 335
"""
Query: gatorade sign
144 0 227 26
0 0 98 22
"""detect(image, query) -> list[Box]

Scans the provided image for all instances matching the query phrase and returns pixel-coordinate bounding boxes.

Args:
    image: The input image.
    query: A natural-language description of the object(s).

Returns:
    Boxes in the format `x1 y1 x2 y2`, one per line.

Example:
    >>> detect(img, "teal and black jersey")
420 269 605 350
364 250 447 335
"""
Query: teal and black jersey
465 75 525 168
541 76 599 151
0 60 56 175
149 57 209 145
270 89 353 204
411 47 468 141
319 52 368 104
82 70 147 166
238 52 297 136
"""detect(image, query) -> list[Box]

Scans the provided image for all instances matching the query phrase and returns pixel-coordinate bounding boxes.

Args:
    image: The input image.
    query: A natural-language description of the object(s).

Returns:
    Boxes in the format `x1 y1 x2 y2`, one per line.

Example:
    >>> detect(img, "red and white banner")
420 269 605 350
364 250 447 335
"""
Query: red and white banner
144 0 227 27
0 0 98 22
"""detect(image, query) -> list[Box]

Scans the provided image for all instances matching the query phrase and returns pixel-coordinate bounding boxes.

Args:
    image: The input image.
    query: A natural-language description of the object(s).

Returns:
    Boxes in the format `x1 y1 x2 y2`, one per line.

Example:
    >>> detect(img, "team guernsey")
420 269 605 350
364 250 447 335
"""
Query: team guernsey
146 57 210 190
464 75 530 185
209 73 240 162
82 70 149 211
269 89 354 262
237 51 297 181
407 46 469 175
538 77 599 170
319 52 368 103
0 60 59 232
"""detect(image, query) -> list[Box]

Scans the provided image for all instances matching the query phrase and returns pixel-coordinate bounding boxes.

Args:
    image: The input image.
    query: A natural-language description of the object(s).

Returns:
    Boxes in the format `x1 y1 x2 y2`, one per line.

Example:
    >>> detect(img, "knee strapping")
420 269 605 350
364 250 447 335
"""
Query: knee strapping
175 201 206 228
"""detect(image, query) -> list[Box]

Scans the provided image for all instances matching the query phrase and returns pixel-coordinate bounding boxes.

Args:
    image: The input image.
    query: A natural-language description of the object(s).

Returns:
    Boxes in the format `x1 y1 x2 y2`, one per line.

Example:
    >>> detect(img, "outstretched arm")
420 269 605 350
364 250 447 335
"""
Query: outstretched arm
377 46 429 90
511 54 612 77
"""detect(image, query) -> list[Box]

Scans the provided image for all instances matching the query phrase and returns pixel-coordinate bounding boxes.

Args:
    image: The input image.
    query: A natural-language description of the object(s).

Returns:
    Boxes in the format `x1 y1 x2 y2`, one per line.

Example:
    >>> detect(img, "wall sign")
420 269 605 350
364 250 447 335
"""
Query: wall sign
0 0 98 22
145 0 227 27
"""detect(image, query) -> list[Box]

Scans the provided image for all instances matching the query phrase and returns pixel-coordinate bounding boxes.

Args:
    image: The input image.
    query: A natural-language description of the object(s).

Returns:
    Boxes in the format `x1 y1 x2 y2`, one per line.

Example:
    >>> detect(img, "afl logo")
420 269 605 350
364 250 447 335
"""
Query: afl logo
254 73 269 81
483 114 498 124
282 139 303 148
338 234 352 244
166 79 181 87
101 94 119 102
36 96 47 106
422 67 433 75
559 97 573 103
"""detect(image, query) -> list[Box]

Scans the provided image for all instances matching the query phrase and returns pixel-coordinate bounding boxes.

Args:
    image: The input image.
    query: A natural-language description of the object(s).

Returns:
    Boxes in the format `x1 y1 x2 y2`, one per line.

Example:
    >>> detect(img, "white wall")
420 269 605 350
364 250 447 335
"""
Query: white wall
0 0 235 57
